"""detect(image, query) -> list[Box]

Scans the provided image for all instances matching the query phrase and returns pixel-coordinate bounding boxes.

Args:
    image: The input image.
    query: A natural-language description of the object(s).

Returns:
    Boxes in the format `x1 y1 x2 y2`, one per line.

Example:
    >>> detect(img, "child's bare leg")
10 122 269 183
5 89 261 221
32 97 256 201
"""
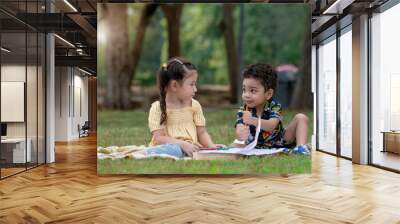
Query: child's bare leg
283 113 309 146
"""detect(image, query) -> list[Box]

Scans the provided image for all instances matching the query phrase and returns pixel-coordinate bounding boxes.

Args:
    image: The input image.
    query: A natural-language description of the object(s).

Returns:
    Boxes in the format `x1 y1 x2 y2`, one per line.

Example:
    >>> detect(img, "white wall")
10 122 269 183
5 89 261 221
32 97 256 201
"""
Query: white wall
1 65 26 81
55 66 69 141
55 67 89 141
1 65 28 138
1 82 25 122
1 63 46 164
1 64 36 137
73 72 89 137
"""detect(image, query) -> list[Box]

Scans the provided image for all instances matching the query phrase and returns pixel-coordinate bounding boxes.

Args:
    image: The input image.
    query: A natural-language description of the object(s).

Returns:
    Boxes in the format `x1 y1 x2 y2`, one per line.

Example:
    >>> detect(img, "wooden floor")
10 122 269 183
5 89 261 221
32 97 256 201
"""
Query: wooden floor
372 150 400 171
1 167 26 177
1 135 400 223
1 163 45 178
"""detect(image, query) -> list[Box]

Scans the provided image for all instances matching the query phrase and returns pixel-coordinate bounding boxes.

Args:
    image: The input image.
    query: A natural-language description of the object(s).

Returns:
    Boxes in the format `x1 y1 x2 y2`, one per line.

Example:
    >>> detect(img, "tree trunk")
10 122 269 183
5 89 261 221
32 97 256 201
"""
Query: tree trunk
161 4 183 58
289 11 313 110
129 4 158 90
103 4 157 109
220 4 239 104
103 4 131 109
237 4 245 104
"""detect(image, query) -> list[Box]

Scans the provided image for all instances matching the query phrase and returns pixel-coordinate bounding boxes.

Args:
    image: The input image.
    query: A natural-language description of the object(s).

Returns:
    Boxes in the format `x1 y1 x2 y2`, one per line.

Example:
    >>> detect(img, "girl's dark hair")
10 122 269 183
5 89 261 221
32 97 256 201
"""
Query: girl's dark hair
158 57 197 125
242 63 277 91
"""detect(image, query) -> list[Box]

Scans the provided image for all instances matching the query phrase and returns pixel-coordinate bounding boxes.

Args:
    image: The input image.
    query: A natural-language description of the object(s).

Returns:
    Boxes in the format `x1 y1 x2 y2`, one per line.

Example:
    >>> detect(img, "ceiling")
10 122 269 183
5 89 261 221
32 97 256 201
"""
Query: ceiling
0 0 97 75
1 0 392 75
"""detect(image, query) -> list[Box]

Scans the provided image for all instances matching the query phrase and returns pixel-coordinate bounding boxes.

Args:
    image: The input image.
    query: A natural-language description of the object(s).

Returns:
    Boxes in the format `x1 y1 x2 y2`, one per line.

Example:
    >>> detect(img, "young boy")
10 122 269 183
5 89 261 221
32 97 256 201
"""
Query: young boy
233 63 310 155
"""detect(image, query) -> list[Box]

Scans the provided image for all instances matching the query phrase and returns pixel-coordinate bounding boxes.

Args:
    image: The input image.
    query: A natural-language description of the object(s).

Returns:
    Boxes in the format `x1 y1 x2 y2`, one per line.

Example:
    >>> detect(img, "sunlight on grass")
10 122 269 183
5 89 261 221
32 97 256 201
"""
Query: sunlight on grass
98 155 311 174
98 109 312 147
97 108 313 174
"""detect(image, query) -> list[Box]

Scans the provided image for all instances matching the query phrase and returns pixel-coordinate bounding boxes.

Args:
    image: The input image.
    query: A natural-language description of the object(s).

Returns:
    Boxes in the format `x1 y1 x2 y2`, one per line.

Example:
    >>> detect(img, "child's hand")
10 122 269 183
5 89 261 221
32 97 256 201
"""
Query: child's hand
242 111 257 126
236 123 250 141
210 144 226 149
181 142 199 157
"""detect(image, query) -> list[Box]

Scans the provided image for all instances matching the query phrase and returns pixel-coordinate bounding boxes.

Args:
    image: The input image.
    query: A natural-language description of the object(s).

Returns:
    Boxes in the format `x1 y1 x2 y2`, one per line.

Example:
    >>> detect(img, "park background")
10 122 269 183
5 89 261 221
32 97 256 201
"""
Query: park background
97 3 313 174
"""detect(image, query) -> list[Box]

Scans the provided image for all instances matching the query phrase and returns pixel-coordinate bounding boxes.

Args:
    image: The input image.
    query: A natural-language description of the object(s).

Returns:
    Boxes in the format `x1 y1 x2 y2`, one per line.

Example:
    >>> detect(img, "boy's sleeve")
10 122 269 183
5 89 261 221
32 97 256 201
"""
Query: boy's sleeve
269 101 283 121
148 101 164 132
193 100 206 126
235 105 245 127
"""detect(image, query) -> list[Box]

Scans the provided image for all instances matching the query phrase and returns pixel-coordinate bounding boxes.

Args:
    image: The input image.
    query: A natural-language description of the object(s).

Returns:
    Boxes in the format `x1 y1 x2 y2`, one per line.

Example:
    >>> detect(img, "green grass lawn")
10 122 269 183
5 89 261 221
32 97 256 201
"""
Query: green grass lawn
97 108 312 174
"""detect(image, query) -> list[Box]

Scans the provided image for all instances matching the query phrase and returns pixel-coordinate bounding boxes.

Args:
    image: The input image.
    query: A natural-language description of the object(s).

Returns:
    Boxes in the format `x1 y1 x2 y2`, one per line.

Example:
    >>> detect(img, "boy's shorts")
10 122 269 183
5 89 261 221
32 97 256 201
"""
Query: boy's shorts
256 129 296 149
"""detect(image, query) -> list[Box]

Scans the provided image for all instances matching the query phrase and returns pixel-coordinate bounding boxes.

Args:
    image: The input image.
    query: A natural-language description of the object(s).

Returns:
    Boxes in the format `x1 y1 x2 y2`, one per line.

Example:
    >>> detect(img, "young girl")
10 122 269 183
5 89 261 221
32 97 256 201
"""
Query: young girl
134 57 224 159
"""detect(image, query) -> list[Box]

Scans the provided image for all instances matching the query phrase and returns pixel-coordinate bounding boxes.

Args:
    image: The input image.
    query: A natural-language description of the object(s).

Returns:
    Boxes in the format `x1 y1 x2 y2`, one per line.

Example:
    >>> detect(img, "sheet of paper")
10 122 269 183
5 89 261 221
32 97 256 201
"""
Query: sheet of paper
199 148 284 156
239 148 284 156
199 148 242 154
197 116 284 156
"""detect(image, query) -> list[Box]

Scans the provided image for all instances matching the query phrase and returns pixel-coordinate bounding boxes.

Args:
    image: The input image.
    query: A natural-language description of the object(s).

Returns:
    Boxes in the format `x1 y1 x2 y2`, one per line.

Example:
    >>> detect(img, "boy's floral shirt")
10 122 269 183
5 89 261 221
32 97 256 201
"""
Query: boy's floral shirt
235 97 286 148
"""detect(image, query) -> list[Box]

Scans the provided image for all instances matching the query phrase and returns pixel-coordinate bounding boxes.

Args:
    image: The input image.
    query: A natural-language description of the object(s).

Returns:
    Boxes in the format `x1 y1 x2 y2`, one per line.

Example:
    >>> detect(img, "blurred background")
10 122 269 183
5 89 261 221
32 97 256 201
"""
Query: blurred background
97 3 312 147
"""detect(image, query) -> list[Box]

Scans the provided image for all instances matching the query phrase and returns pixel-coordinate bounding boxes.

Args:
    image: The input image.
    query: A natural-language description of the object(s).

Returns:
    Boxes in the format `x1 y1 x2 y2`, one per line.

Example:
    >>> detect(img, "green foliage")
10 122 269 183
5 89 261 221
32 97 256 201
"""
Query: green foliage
180 4 227 85
135 10 165 86
97 4 309 87
241 4 308 67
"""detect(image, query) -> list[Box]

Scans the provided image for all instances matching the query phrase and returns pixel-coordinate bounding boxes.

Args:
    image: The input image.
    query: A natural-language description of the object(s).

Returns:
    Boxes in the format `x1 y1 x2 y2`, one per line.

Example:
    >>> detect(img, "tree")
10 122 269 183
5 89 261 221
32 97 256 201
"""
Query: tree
220 4 239 104
103 4 157 109
103 4 131 109
237 4 245 103
161 4 183 58
130 4 159 88
289 9 313 110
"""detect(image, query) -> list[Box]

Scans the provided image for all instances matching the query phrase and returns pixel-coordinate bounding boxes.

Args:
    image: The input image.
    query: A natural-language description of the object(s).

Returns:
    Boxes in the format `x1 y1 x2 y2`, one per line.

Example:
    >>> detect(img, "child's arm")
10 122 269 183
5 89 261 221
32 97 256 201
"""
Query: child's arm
192 100 225 149
230 124 248 148
242 111 279 132
230 142 245 148
196 126 213 147
232 106 249 148
259 118 279 132
196 126 225 148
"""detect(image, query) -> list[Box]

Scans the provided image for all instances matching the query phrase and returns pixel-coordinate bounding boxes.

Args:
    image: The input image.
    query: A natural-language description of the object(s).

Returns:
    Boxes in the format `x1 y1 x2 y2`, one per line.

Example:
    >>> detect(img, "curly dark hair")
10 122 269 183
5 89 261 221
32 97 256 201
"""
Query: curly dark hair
242 63 277 91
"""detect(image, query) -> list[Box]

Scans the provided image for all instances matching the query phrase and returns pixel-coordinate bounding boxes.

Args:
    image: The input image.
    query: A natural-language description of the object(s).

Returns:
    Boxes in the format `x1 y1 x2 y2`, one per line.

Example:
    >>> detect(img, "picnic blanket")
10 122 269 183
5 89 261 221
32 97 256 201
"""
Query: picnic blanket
97 145 191 160
98 117 285 161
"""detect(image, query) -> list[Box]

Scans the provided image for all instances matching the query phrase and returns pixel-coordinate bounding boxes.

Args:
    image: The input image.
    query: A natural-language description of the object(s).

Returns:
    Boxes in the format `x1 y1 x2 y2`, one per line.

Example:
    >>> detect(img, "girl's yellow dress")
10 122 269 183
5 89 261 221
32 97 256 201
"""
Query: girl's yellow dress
148 99 206 146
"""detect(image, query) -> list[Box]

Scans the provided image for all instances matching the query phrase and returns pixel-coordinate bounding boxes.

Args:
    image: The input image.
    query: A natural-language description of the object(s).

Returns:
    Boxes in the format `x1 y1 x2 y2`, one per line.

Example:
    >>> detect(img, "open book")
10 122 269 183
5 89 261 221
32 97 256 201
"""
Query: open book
193 117 284 160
